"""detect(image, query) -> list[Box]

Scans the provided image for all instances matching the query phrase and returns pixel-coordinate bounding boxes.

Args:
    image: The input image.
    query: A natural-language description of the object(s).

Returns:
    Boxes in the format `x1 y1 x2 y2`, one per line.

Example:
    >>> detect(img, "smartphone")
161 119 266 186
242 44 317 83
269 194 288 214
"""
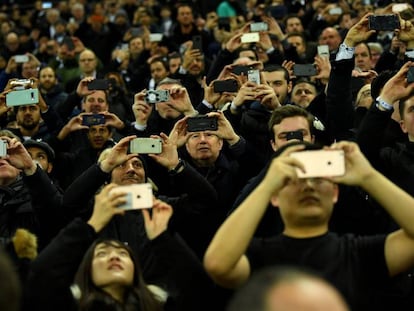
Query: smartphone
192 35 202 51
81 114 106 126
42 2 52 9
368 15 400 31
393 3 409 13
6 89 39 107
130 137 162 154
0 140 7 157
231 65 253 75
293 64 317 77
109 183 153 210
407 67 414 83
317 45 330 58
250 22 268 32
290 149 345 178
241 33 260 43
130 27 142 37
145 90 169 104
247 69 261 84
213 79 239 93
10 79 32 89
187 115 218 132
14 55 29 63
87 79 109 90
149 33 163 42
63 36 75 51
328 7 343 15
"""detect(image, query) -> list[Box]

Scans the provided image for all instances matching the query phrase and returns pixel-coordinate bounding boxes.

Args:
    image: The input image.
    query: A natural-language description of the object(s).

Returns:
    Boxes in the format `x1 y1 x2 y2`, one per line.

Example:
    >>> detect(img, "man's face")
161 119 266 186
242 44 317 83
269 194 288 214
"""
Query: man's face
239 50 257 61
262 71 291 104
111 156 146 185
82 90 108 113
185 132 223 166
271 177 338 229
79 50 97 75
285 17 304 34
16 105 41 130
271 116 313 151
87 125 112 149
6 33 19 52
400 96 414 141
27 146 53 173
177 6 193 26
155 84 182 120
291 82 317 108
150 61 169 84
187 56 204 76
129 37 144 55
22 62 39 79
320 28 341 52
39 67 57 91
354 43 371 71
287 35 306 55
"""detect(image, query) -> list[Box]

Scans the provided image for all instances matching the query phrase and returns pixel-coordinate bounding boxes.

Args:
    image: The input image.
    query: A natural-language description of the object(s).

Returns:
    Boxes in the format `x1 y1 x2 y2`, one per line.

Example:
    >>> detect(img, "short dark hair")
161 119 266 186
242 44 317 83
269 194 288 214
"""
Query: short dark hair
150 56 170 72
268 105 314 137
263 64 290 84
399 93 414 118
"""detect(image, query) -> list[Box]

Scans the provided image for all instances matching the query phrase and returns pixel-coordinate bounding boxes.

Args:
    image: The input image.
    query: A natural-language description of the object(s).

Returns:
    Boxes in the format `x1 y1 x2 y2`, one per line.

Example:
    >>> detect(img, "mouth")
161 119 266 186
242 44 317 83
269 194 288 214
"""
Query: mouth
299 196 320 205
108 264 123 270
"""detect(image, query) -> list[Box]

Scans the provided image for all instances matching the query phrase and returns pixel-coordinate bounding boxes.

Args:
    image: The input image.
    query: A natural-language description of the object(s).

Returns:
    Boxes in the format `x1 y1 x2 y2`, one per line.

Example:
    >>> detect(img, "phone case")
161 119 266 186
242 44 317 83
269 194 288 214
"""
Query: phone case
241 33 260 43
6 89 39 107
87 79 109 90
290 150 345 178
187 116 218 132
213 79 239 93
130 138 162 154
293 64 317 77
110 183 153 210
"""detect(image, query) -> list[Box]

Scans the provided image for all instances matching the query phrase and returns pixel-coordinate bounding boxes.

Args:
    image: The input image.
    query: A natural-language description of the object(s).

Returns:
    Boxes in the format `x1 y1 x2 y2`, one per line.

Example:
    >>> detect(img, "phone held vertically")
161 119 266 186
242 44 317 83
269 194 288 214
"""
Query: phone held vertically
247 69 261 84
0 140 7 157
109 183 153 210
6 89 39 107
130 138 162 154
290 149 345 178
187 115 218 132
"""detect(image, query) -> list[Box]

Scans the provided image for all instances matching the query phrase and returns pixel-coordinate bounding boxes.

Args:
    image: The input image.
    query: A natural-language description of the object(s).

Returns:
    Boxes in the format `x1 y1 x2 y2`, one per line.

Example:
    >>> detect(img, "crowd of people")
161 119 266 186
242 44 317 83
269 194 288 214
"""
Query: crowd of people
2 0 414 310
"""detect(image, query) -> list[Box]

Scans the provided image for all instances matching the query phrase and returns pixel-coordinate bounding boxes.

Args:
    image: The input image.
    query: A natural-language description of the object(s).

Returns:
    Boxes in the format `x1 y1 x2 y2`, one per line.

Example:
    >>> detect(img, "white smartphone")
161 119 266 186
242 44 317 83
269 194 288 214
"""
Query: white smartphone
290 149 345 178
14 55 29 63
130 138 162 154
109 183 153 210
241 32 260 43
247 69 261 84
392 3 409 13
149 33 163 42
317 45 329 58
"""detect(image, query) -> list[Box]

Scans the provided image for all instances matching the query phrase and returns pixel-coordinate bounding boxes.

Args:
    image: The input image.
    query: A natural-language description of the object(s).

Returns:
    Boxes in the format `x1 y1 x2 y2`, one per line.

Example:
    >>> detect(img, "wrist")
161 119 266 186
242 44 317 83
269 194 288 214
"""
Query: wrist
168 158 185 175
23 162 37 176
376 96 394 111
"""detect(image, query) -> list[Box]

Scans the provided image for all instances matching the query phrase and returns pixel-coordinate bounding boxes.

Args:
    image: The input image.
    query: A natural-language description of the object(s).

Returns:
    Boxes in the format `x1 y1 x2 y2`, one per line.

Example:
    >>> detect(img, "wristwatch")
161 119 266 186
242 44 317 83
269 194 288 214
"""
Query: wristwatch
168 159 185 176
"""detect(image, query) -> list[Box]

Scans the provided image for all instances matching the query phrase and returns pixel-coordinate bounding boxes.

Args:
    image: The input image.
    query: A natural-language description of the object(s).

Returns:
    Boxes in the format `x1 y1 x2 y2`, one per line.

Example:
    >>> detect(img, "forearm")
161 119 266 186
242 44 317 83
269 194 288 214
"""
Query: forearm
361 170 414 237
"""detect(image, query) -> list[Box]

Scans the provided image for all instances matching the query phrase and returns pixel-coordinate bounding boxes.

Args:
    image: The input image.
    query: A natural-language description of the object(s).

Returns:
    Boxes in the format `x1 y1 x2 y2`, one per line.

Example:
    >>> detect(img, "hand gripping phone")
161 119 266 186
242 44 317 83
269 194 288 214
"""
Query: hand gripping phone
109 183 153 210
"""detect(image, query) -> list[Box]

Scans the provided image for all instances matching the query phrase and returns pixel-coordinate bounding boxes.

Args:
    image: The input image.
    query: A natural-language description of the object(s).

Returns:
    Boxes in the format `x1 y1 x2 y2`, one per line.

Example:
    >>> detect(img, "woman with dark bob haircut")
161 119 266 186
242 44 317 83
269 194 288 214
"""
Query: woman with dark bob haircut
24 183 170 311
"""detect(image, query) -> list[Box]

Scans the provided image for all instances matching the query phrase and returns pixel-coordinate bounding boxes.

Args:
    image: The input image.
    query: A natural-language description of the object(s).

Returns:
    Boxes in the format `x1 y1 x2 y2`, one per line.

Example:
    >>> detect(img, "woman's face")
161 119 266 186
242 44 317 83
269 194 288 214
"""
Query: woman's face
91 242 135 289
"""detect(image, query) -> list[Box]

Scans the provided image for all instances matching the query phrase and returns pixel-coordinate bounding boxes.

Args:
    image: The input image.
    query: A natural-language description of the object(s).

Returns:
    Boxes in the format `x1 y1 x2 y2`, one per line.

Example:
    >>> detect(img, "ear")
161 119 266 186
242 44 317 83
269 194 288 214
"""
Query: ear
400 119 408 133
311 134 315 143
270 194 279 207
332 183 339 204
218 138 223 150
46 163 53 174
270 139 277 152
287 80 293 94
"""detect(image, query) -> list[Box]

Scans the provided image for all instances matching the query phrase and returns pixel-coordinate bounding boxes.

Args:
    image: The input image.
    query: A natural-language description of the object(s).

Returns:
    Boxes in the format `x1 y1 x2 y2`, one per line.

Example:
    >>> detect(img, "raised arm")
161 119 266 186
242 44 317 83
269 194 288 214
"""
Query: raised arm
330 141 414 277
203 144 306 288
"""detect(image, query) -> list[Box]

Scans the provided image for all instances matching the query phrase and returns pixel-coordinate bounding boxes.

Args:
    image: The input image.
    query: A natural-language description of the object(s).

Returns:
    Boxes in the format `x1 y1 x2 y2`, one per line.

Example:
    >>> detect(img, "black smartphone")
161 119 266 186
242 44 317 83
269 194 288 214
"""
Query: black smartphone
192 35 202 51
293 64 317 77
368 15 400 31
407 67 414 83
213 79 239 93
187 115 218 132
87 79 110 90
82 114 106 126
63 36 75 51
231 65 252 75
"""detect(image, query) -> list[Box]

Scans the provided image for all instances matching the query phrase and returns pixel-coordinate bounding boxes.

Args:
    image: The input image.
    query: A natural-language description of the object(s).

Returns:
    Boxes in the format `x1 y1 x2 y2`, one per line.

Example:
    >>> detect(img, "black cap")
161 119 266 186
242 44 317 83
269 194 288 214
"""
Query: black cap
23 139 55 162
